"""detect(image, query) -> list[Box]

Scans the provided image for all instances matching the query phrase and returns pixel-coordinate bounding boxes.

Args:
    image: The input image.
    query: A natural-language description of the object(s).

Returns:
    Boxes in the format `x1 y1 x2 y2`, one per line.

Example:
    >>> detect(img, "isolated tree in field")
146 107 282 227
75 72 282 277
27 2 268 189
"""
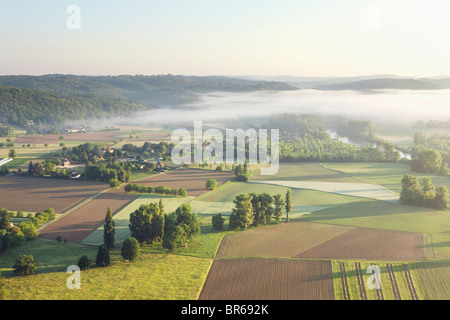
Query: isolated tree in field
273 194 286 223
121 237 140 262
285 190 292 222
95 244 110 267
103 208 115 250
212 213 225 230
8 149 16 159
229 193 254 230
13 254 37 276
206 179 217 190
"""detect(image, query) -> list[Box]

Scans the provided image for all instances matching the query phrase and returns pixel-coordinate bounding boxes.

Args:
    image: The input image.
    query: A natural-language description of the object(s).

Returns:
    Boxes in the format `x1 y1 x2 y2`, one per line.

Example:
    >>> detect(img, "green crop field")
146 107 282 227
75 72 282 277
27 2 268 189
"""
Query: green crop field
0 239 212 300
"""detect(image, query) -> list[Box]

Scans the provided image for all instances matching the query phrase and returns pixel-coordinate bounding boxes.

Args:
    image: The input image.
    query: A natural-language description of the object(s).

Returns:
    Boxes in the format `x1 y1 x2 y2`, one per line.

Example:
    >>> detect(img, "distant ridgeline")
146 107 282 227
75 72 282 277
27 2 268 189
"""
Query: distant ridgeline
0 74 297 130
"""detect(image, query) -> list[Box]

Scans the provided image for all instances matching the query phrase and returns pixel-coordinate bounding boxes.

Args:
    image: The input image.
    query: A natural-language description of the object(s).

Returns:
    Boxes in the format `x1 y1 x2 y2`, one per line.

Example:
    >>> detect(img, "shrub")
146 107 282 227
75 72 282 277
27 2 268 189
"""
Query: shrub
13 254 37 276
206 179 217 190
212 213 225 230
109 179 121 189
18 221 39 241
95 244 110 267
121 237 140 262
77 255 92 270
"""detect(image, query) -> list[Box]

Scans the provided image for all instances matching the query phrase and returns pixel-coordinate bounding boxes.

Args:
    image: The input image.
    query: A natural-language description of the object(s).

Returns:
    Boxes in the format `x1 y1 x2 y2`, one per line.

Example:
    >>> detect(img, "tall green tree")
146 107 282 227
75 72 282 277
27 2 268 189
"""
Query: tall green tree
285 190 292 223
129 204 158 244
273 194 286 223
434 186 448 210
103 208 115 250
400 175 420 205
229 193 254 230
0 209 11 230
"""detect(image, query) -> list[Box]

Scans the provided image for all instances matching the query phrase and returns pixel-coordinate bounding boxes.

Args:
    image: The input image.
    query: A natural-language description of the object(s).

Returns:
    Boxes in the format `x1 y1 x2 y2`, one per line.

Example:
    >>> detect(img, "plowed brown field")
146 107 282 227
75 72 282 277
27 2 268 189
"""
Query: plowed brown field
199 259 334 300
38 188 139 243
135 168 235 196
0 175 108 213
295 228 424 261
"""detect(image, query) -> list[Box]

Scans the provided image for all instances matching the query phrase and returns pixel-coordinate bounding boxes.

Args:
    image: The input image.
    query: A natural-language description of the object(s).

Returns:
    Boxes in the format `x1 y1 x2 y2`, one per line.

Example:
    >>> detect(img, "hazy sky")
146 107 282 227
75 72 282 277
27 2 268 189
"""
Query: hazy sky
1 0 449 77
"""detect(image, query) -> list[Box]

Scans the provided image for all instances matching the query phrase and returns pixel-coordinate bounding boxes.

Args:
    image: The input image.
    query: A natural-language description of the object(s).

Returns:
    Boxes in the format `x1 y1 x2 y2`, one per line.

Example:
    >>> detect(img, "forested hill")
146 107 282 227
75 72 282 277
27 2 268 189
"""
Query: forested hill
0 74 297 105
0 85 151 127
0 74 298 127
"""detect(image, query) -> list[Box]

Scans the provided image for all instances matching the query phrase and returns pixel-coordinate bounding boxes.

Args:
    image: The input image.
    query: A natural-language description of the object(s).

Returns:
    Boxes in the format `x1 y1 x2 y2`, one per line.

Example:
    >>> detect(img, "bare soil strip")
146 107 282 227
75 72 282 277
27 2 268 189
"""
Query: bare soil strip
134 168 235 197
199 259 335 300
386 263 401 300
339 262 351 300
402 264 419 300
0 175 108 213
295 228 425 261
38 188 139 243
355 262 367 300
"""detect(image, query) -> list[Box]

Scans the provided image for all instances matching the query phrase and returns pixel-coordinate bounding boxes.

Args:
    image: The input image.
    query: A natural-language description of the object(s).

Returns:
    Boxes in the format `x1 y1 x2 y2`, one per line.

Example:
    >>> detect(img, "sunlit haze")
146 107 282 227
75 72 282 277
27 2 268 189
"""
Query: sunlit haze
1 0 449 77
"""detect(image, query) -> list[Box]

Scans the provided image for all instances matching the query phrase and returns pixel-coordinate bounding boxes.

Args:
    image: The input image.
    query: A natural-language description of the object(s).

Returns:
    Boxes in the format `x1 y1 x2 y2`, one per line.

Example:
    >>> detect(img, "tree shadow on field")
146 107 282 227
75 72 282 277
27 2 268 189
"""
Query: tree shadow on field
300 200 433 223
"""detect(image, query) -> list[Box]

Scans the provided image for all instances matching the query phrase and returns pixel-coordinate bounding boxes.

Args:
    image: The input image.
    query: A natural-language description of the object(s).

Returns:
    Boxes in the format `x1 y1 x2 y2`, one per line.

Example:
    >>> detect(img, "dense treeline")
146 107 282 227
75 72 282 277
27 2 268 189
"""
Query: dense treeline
336 120 377 142
280 135 400 162
229 191 289 230
0 124 14 137
124 183 187 197
0 208 55 252
268 114 400 162
128 201 200 251
400 175 448 210
412 119 450 130
411 132 449 175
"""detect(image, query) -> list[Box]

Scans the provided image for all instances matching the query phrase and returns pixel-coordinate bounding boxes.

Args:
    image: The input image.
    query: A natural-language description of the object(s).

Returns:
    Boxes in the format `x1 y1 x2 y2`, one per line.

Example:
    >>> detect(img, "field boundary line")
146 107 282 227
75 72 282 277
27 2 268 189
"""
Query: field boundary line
339 262 351 300
37 188 111 232
402 264 419 300
386 263 401 300
355 262 367 300
318 162 400 200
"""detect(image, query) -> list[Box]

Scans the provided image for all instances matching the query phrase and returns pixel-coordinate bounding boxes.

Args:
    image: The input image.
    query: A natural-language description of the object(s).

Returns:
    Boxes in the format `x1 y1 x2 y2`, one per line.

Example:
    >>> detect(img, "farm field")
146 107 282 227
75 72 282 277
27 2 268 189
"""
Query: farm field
199 259 334 300
0 175 108 213
216 221 424 261
332 260 424 300
251 162 359 183
322 162 450 197
134 168 235 196
13 128 172 145
38 187 139 243
0 239 212 300
251 180 399 202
